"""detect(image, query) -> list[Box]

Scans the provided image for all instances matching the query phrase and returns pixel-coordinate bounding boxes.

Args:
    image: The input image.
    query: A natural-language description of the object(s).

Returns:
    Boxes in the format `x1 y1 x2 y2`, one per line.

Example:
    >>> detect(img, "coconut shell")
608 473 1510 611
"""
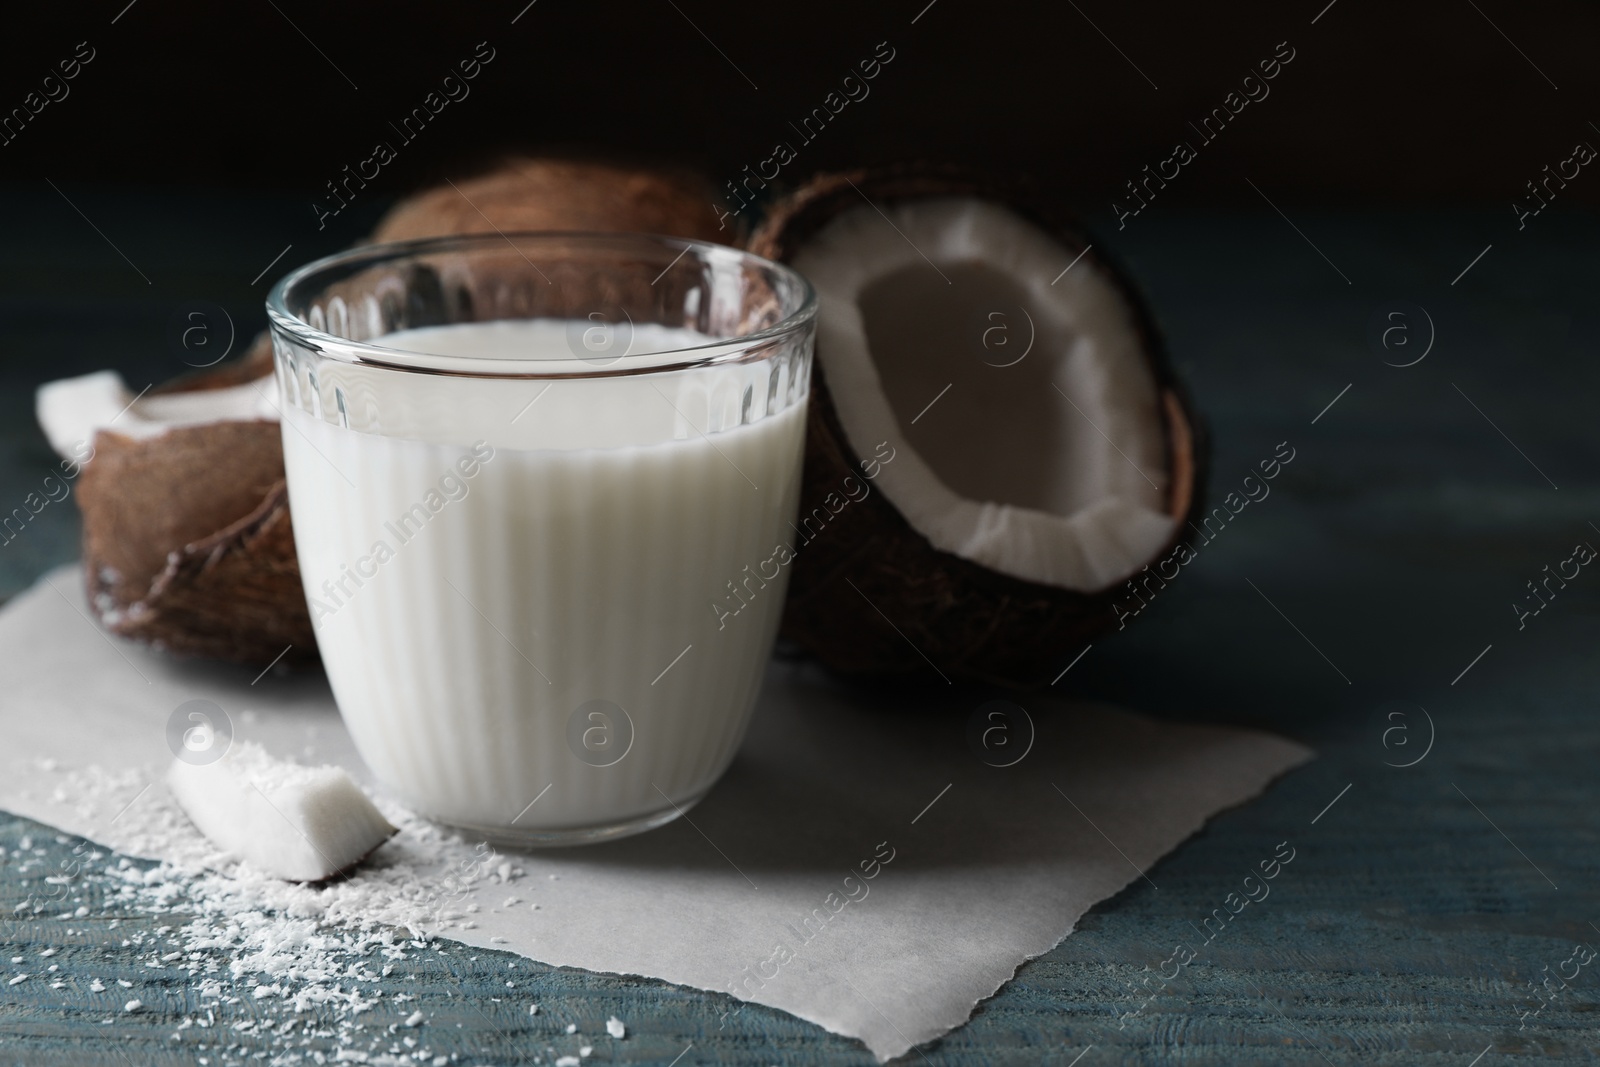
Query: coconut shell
74 329 315 666
372 156 729 244
77 157 729 666
748 168 1207 689
78 412 314 666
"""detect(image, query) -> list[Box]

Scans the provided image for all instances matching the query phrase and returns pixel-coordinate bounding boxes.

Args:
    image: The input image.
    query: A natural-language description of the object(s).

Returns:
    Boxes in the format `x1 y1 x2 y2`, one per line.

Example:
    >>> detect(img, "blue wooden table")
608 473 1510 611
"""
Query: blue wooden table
1 188 1597 1064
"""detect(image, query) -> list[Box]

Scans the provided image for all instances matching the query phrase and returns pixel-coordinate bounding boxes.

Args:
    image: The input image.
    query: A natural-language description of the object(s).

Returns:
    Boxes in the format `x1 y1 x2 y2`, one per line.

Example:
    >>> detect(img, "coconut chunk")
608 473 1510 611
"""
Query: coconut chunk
167 741 396 882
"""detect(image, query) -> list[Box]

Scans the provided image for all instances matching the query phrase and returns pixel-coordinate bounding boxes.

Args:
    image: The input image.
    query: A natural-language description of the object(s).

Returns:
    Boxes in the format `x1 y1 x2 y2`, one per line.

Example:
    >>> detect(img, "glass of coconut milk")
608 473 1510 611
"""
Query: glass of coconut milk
266 233 815 846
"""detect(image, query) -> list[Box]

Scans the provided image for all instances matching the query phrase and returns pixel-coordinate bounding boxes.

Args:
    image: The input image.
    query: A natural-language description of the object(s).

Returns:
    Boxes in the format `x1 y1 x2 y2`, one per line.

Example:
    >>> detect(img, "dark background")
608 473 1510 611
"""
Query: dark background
4 0 1596 392
5 0 1598 211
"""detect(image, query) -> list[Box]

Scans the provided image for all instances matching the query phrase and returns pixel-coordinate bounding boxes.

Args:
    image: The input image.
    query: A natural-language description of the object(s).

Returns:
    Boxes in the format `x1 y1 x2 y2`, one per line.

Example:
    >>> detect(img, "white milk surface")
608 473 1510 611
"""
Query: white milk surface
279 320 807 835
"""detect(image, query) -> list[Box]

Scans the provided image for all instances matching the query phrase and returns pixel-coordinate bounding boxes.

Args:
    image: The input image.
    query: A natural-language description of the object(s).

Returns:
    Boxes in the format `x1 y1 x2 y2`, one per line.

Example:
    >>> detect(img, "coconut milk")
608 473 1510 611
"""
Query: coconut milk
279 320 807 839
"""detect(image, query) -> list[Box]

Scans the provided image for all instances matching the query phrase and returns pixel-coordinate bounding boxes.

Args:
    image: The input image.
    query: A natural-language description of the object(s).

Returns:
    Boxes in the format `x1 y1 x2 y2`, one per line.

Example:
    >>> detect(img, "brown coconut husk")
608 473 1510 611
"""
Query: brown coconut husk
78 157 726 666
371 155 729 244
748 168 1207 688
77 400 314 666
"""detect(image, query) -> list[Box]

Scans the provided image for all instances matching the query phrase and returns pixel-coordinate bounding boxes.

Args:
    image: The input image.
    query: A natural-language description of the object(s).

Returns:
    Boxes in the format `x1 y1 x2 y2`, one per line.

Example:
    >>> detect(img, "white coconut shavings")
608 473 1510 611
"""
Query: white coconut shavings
18 758 609 1065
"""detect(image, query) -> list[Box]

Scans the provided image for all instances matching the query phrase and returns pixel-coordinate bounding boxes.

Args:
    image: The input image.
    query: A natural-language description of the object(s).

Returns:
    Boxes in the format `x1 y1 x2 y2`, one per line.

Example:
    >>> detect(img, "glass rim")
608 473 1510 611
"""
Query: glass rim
265 230 817 380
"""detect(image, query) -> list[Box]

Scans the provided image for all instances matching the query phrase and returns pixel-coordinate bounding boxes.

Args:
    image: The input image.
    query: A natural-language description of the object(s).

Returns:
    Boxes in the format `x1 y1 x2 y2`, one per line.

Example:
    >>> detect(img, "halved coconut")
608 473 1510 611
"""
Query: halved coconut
749 170 1203 688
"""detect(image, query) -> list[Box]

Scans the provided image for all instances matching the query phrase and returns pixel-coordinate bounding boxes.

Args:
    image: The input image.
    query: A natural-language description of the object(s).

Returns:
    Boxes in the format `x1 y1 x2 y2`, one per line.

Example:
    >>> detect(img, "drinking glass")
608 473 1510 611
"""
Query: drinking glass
266 233 815 846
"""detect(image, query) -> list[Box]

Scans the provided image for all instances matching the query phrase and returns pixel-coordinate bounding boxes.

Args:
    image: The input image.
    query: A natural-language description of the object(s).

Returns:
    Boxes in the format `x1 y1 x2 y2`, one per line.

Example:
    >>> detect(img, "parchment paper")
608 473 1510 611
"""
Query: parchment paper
0 566 1311 1060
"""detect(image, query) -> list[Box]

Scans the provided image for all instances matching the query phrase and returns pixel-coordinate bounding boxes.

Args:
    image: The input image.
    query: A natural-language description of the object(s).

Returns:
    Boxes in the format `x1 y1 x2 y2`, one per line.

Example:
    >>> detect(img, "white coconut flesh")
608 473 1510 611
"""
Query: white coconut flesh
36 369 278 458
792 197 1178 592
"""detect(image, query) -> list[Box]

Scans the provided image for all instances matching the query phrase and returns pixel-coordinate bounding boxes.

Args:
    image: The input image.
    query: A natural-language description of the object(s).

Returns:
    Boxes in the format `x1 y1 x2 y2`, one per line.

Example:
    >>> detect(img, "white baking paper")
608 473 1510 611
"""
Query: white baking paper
0 566 1311 1060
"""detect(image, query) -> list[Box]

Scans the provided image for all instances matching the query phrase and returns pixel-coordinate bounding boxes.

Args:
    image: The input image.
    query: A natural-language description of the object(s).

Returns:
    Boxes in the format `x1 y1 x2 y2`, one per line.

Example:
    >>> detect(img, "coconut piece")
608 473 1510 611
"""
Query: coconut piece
749 169 1204 687
372 155 729 244
44 333 317 665
168 741 397 882
77 421 313 664
38 365 277 453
